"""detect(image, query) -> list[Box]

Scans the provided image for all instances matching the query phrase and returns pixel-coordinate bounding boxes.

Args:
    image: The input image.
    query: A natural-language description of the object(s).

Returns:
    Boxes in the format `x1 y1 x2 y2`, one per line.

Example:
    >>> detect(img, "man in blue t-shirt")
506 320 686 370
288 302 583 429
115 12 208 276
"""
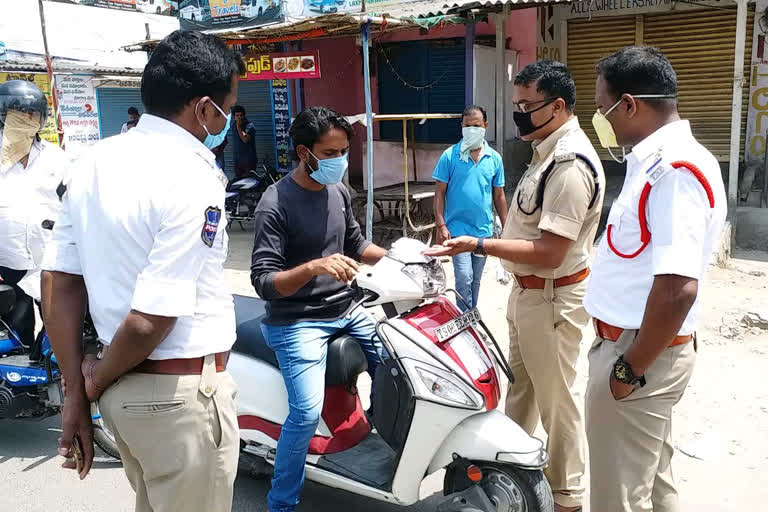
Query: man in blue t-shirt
231 104 258 178
433 105 507 311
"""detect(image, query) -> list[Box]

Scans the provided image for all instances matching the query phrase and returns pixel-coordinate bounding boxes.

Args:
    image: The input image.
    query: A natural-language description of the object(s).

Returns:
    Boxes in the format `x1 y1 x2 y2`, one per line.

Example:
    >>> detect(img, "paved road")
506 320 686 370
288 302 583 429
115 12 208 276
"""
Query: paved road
0 416 445 511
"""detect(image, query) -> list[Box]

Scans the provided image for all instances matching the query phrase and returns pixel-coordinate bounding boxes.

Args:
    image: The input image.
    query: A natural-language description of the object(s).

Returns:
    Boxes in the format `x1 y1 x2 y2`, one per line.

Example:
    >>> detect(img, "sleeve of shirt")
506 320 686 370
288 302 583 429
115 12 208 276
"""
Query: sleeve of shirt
247 123 257 137
432 151 451 183
538 160 595 241
492 155 505 188
130 180 224 317
647 168 710 279
342 187 371 260
250 199 287 300
41 188 82 275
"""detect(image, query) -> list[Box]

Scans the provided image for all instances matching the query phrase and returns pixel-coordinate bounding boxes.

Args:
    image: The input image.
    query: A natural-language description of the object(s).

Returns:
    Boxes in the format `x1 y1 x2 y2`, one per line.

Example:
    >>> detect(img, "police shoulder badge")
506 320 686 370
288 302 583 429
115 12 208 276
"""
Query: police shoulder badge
201 206 221 248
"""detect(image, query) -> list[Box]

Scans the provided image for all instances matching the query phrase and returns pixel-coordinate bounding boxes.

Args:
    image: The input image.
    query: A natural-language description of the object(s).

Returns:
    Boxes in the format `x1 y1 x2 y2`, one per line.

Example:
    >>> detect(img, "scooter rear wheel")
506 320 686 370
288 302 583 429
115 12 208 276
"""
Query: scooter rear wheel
480 466 554 512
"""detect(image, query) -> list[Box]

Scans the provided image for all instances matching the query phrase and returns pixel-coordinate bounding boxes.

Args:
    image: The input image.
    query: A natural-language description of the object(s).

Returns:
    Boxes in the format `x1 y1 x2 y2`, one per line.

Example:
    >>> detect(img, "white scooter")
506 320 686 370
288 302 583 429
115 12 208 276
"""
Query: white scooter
229 239 553 511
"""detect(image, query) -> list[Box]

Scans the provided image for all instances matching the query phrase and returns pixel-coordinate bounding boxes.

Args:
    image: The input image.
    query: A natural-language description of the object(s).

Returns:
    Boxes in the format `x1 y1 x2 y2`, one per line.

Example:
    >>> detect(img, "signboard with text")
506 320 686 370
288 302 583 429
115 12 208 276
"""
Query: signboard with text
56 0 179 16
241 50 321 81
178 0 282 30
564 0 726 18
745 0 768 162
57 75 100 155
0 72 59 145
271 79 292 174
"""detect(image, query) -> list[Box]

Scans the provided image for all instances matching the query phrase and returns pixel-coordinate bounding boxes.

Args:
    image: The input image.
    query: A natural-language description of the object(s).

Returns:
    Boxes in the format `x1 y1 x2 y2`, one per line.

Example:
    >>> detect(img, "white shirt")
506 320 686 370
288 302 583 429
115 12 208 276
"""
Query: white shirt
0 135 67 300
43 114 235 360
585 120 727 335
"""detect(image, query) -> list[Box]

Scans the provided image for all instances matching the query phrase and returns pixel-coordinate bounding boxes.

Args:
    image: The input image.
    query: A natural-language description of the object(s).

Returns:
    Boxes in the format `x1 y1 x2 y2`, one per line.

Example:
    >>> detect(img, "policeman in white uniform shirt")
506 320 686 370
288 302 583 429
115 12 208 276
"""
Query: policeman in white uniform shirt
584 46 726 512
42 31 243 512
0 79 67 346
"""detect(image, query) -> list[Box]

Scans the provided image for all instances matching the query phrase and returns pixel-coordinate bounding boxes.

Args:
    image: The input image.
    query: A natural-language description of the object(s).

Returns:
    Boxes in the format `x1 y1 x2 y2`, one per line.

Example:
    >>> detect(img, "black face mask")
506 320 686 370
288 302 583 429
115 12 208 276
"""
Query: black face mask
513 99 556 136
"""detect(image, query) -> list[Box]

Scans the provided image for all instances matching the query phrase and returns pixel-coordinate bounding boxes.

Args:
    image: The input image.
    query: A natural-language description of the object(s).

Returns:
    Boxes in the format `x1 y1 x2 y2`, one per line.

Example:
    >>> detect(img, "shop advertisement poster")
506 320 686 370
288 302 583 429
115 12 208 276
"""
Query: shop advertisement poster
178 0 282 30
0 72 59 145
57 75 101 155
271 79 292 174
55 0 179 15
241 50 321 81
283 0 410 17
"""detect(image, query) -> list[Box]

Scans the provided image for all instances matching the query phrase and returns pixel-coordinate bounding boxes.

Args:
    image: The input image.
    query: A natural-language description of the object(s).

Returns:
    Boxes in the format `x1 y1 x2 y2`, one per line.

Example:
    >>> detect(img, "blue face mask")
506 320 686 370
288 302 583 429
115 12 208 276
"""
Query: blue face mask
307 149 348 185
197 99 231 150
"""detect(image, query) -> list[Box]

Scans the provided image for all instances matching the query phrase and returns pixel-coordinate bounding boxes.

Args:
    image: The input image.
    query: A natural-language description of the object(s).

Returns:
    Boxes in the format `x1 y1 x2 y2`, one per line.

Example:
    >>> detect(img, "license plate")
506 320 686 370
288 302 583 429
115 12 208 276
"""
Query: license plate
434 308 481 342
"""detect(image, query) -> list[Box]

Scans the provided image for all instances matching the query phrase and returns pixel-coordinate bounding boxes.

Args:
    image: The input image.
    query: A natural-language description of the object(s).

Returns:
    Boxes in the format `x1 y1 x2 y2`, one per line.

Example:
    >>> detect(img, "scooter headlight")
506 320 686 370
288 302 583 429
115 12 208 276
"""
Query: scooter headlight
402 259 446 297
415 366 475 407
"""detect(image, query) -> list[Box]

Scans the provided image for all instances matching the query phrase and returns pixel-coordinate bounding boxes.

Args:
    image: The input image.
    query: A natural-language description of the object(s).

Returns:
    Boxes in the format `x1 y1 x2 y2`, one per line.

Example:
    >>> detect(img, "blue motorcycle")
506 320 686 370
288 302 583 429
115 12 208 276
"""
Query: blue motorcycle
0 282 120 459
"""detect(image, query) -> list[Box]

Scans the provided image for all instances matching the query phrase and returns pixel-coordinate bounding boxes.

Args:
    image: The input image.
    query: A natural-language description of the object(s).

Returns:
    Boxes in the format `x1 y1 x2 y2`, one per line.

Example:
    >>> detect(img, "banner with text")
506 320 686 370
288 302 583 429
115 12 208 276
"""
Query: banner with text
56 75 100 155
55 0 178 16
0 72 59 145
745 0 768 162
241 50 321 81
271 79 292 174
178 0 282 30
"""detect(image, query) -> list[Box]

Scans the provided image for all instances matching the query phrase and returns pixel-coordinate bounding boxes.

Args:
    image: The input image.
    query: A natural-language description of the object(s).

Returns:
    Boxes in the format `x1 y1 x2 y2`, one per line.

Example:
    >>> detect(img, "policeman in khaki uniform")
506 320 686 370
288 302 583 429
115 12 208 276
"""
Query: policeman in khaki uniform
427 60 604 512
585 47 726 512
42 31 244 512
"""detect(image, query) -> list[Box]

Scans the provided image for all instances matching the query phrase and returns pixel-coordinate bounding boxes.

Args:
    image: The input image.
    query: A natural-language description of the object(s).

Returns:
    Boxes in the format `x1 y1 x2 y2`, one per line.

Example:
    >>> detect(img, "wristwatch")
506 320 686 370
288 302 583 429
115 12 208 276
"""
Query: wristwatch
473 237 487 256
612 355 646 387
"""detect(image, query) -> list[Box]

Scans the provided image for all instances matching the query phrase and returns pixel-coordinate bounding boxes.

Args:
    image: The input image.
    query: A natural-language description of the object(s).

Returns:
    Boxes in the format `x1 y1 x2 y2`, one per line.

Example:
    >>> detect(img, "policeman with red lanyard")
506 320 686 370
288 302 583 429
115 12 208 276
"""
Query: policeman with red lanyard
584 46 726 512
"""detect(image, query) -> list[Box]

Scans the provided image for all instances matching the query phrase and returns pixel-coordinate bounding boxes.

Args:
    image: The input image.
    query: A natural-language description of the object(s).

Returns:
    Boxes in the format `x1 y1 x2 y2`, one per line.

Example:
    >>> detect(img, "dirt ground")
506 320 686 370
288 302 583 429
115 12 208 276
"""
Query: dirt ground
224 230 768 511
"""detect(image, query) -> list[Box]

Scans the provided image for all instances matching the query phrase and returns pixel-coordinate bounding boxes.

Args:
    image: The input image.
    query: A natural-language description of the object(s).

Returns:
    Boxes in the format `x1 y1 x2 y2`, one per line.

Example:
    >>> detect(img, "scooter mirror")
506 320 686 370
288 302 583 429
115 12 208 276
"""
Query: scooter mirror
0 284 17 316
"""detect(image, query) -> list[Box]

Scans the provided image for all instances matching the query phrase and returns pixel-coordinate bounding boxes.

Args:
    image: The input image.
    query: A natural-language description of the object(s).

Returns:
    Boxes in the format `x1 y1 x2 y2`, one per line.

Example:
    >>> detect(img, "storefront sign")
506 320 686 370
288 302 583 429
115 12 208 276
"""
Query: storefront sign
179 0 282 30
0 72 59 145
564 0 724 18
745 0 768 162
536 6 561 62
57 75 101 155
271 79 292 174
56 0 178 15
241 50 321 81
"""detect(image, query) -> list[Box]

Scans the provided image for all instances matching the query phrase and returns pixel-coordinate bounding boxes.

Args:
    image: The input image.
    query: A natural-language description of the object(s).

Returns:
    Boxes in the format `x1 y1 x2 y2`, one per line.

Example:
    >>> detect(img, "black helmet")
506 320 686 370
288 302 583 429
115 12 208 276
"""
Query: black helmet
0 80 49 130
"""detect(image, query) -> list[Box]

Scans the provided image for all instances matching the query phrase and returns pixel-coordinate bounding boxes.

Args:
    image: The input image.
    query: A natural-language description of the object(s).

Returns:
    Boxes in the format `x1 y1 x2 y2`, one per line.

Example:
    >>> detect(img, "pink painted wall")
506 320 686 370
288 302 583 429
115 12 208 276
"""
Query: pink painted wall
376 7 537 68
301 37 380 183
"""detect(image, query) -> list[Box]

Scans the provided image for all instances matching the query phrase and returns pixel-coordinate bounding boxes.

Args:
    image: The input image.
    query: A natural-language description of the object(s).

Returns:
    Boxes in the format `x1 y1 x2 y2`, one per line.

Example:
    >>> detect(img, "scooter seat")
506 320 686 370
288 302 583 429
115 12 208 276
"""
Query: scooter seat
233 295 277 367
233 295 368 387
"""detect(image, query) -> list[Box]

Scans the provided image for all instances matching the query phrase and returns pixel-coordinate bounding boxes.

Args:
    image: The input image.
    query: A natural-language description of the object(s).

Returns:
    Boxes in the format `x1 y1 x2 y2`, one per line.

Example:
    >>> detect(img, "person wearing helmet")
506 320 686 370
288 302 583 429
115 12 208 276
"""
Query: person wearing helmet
0 79 69 346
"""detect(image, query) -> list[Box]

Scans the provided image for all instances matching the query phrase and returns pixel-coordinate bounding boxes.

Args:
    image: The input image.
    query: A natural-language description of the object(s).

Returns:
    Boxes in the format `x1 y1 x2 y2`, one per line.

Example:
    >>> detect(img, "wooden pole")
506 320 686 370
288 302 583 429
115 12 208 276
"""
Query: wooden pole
37 0 63 146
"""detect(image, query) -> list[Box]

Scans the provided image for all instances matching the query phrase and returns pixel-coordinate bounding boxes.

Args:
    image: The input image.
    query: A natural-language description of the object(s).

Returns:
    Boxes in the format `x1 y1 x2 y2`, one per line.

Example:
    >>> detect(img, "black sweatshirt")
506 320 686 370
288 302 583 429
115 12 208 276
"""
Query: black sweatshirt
250 176 370 326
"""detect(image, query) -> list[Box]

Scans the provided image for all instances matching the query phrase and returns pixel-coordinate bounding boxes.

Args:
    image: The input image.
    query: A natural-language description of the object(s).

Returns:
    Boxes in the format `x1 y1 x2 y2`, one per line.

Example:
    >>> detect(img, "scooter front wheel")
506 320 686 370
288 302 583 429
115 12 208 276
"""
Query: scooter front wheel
91 402 120 460
480 466 554 512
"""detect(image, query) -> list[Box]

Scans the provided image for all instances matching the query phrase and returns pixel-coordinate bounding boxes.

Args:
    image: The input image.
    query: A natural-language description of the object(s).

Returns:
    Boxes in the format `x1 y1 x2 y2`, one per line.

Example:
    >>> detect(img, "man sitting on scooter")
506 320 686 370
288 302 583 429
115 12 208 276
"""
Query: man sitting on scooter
251 106 388 512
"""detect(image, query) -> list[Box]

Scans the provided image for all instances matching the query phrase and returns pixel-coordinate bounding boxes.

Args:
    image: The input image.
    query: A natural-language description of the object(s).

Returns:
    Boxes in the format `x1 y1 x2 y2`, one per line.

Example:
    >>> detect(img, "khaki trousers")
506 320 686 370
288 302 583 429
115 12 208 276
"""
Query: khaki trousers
585 330 696 512
505 280 588 508
99 355 239 512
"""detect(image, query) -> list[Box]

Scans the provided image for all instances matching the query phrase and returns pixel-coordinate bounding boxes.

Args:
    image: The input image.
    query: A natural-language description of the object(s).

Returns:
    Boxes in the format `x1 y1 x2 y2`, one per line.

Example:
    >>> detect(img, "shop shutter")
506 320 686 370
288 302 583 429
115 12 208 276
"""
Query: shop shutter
643 7 755 161
96 87 143 139
378 39 465 144
223 80 275 179
567 16 637 160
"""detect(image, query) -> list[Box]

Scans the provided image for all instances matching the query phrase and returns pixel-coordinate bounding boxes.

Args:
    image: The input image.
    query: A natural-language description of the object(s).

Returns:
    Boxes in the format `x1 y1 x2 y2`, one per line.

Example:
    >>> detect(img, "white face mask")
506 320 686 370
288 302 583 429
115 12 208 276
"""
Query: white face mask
461 126 486 154
1 110 41 173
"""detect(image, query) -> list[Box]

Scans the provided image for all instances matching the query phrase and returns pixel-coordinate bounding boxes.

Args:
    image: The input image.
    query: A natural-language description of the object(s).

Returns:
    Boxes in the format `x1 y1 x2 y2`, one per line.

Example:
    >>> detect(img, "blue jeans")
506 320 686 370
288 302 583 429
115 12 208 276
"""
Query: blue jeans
261 309 385 512
452 253 487 311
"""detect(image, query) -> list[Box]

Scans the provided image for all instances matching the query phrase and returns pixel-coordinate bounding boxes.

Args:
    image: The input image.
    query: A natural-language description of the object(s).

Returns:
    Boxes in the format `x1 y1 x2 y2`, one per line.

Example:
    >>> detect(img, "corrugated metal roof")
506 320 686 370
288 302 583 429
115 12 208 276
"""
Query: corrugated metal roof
0 60 142 76
374 0 569 18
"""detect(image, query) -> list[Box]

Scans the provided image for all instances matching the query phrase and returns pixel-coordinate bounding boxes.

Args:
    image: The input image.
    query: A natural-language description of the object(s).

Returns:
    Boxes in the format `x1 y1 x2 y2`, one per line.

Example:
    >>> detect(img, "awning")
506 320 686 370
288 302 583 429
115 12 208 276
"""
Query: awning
125 0 569 50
